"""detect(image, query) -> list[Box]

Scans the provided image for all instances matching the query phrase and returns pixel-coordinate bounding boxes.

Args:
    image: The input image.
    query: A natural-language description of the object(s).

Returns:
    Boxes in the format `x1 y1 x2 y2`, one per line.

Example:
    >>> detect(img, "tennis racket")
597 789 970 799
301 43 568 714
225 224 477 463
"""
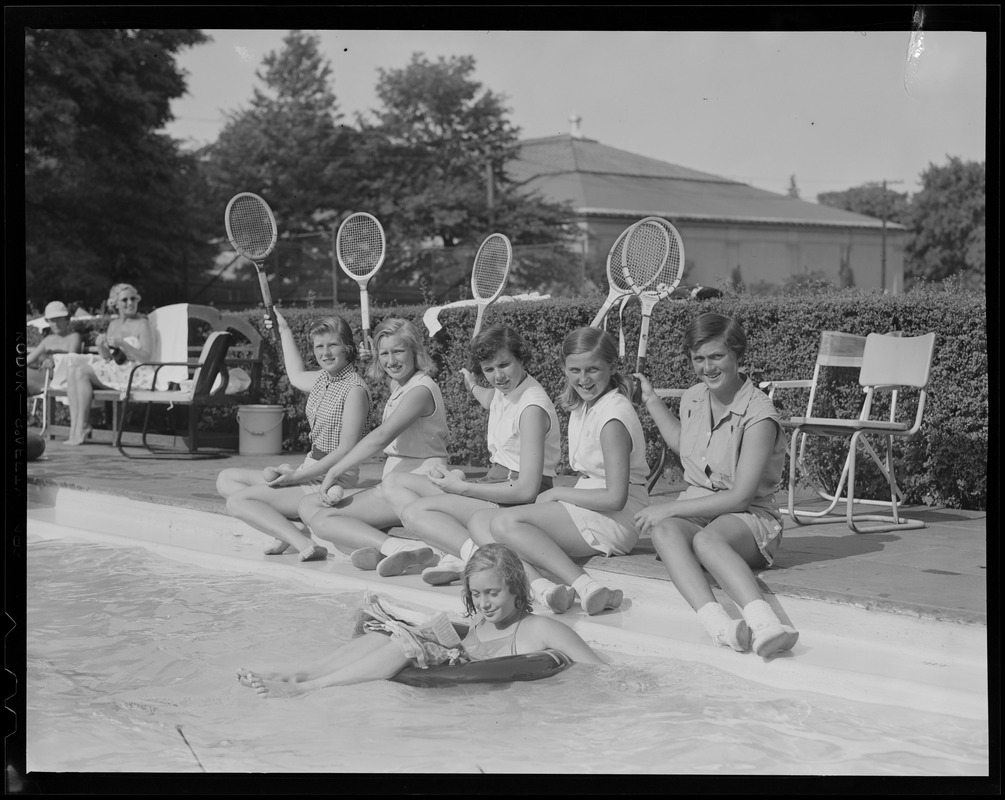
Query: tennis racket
470 233 513 340
336 212 387 355
628 218 685 374
225 192 279 340
589 224 636 328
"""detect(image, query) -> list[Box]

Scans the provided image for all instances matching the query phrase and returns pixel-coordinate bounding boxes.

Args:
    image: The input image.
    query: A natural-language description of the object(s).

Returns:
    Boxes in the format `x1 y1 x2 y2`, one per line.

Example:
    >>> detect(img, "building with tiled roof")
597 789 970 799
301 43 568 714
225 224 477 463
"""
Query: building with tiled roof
507 119 906 292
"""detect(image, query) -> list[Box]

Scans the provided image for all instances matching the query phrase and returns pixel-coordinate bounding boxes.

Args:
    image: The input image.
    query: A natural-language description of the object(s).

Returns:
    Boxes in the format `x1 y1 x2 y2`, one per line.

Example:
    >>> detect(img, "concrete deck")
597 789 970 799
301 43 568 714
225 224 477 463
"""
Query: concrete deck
24 436 988 628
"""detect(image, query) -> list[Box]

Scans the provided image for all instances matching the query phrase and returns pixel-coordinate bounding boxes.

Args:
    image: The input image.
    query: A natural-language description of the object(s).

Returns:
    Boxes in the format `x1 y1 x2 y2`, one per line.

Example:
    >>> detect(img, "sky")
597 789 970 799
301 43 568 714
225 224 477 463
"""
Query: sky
163 27 988 202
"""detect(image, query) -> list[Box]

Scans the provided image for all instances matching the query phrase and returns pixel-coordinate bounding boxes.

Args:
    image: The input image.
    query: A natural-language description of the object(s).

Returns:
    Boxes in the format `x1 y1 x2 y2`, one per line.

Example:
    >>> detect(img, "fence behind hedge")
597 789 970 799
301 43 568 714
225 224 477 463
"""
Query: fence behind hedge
30 286 987 510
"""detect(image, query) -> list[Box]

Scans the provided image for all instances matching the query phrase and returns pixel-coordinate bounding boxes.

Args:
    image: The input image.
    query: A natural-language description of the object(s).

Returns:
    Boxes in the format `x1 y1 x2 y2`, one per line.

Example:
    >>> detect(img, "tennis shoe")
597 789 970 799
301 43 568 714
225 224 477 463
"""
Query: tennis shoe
580 586 624 616
376 547 438 578
421 555 466 586
751 623 799 659
350 547 384 571
541 584 575 614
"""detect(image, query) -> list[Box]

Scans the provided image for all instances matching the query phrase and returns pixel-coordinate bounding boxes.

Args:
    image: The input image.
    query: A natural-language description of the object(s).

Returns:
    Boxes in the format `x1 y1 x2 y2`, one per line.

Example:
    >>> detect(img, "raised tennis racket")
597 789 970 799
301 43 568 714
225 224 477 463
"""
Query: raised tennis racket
470 233 513 340
225 192 279 340
628 218 685 374
336 212 387 355
589 224 636 328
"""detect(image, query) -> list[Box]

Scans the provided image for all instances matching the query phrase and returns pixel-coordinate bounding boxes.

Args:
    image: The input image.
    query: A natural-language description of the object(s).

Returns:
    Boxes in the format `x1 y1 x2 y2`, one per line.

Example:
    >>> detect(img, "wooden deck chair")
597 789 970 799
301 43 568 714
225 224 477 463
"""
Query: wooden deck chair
115 330 234 458
782 332 937 533
645 387 687 493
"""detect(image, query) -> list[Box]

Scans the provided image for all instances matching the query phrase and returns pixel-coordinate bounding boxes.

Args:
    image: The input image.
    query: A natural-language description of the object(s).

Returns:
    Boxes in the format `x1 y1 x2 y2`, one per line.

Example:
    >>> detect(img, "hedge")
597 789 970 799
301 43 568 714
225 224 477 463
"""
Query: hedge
27 286 987 510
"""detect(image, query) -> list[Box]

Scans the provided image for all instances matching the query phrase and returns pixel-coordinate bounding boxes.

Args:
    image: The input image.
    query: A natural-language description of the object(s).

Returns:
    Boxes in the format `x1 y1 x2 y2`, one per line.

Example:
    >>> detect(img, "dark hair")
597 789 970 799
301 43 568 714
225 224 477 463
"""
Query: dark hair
307 316 358 366
558 326 634 410
682 313 747 361
366 318 436 382
469 325 533 376
461 543 534 617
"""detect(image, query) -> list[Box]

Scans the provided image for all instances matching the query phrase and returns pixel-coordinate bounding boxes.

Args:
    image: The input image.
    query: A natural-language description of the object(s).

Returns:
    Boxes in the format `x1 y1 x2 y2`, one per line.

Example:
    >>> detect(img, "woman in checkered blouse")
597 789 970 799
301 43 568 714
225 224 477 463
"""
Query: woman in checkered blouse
216 310 369 562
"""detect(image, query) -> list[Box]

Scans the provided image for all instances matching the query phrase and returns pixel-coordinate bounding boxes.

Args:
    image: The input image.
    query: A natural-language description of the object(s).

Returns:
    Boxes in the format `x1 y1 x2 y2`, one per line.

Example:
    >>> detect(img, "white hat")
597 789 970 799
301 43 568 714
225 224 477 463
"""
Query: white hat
44 301 69 319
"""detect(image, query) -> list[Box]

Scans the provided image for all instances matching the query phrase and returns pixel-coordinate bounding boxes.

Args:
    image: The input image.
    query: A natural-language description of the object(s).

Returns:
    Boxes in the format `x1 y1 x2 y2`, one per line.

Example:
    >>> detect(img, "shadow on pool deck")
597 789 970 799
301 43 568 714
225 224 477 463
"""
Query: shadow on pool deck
25 437 989 627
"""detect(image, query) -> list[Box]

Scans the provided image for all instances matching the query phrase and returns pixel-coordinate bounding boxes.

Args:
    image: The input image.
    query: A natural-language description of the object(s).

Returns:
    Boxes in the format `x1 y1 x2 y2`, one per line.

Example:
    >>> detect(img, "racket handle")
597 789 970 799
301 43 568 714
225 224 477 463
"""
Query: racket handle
359 288 372 355
631 363 648 406
257 271 279 342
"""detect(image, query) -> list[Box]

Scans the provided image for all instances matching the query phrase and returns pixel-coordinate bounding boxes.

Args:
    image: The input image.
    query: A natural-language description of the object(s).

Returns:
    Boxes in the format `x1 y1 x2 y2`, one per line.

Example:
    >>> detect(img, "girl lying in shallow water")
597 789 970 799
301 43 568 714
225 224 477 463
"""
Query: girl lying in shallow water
236 544 603 698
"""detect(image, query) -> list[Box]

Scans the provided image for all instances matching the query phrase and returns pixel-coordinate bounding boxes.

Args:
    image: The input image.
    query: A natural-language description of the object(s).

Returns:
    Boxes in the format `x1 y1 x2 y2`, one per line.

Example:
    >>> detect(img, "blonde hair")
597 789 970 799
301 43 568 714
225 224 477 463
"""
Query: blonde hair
558 326 633 410
366 318 436 382
105 284 141 316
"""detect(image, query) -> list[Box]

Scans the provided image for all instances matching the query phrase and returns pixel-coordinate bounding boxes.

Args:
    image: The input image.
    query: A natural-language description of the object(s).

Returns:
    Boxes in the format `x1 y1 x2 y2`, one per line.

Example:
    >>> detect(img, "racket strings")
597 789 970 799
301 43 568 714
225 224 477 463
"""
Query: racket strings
607 238 631 290
228 198 276 259
338 221 384 277
654 237 684 291
472 238 510 299
624 224 669 289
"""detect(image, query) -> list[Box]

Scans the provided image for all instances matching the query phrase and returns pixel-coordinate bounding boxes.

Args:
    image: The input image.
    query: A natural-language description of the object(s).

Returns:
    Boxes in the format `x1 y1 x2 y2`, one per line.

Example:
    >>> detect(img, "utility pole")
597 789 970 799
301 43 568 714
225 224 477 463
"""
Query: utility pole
485 160 495 229
880 179 904 292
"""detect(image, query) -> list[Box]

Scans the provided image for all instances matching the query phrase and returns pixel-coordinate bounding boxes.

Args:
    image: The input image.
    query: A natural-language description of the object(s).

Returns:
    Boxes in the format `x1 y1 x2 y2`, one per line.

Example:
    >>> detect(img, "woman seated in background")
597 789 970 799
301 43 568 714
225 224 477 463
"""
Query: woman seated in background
26 300 83 396
63 283 154 445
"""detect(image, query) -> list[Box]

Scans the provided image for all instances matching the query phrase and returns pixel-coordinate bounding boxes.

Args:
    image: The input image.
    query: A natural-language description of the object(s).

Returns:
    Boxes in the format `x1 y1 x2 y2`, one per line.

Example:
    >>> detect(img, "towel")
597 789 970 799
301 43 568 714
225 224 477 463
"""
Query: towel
422 293 551 337
147 303 190 390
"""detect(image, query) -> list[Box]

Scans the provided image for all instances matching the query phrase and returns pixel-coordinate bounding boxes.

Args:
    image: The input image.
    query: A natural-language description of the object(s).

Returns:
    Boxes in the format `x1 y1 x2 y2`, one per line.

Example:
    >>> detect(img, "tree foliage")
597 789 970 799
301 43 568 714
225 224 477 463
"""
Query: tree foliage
24 28 214 309
200 30 356 239
817 182 911 225
904 157 985 288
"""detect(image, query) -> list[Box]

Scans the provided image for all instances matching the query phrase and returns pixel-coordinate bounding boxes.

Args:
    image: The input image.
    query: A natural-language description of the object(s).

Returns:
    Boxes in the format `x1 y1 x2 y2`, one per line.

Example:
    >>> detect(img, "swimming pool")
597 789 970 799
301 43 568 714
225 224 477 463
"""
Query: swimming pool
25 489 989 775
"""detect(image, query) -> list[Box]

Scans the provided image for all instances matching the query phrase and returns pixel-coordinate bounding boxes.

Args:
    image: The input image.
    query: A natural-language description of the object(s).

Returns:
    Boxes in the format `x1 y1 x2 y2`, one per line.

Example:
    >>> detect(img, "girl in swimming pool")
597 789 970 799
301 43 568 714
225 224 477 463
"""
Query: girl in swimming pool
236 543 602 697
634 312 798 659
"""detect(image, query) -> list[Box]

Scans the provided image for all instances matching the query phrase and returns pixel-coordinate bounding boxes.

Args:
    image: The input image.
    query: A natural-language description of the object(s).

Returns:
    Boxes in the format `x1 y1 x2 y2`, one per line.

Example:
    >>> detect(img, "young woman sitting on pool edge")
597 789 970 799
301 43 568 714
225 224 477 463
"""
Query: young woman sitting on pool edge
236 543 602 697
634 312 798 659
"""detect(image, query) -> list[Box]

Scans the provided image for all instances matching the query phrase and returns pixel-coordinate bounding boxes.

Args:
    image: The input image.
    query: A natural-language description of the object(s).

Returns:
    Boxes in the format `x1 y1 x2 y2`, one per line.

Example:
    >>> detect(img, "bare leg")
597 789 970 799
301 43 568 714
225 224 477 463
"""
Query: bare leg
692 518 768 608
221 473 323 558
237 633 390 686
298 486 402 556
649 519 715 611
380 471 442 519
399 493 495 556
65 362 100 444
488 503 597 586
245 637 411 697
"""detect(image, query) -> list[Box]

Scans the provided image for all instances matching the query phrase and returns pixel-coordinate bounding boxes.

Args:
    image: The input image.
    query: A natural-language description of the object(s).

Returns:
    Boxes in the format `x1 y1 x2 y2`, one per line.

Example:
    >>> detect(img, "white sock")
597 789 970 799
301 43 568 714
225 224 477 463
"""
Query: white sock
379 538 428 557
696 602 733 637
571 574 603 598
459 539 479 563
437 553 466 570
741 599 782 629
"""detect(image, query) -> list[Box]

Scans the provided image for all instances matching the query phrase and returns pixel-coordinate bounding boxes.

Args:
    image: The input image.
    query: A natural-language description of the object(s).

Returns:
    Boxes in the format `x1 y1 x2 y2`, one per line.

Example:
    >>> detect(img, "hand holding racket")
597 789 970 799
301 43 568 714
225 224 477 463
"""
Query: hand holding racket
336 212 387 356
470 233 513 340
225 192 279 341
624 218 685 375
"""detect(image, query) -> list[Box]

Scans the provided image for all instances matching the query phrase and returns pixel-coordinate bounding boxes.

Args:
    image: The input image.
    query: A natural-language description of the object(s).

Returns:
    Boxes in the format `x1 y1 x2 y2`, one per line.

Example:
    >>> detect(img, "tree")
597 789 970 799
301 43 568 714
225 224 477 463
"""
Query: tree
200 31 356 236
817 183 910 224
354 53 579 298
904 157 985 288
25 28 214 309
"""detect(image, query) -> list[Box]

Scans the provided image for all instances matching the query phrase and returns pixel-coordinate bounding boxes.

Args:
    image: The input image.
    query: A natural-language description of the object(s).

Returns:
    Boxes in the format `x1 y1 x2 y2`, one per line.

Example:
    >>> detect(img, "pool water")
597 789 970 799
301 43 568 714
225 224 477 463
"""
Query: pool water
26 537 988 775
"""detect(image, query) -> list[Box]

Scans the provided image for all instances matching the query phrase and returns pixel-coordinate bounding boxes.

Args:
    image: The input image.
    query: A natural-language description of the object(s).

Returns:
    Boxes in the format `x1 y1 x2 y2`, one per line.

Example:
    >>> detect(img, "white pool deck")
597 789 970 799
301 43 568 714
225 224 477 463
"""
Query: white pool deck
26 471 990 723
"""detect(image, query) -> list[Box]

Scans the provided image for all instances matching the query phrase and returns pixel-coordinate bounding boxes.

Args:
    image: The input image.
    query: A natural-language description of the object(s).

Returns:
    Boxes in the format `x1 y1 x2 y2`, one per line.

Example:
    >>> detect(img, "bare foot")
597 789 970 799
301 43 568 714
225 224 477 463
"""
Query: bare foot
249 672 308 698
264 538 292 556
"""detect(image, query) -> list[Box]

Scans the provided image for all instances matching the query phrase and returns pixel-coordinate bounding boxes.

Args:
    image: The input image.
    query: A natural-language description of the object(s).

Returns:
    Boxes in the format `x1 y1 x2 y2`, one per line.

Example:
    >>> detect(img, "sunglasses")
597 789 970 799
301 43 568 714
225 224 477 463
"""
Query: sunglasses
119 296 141 303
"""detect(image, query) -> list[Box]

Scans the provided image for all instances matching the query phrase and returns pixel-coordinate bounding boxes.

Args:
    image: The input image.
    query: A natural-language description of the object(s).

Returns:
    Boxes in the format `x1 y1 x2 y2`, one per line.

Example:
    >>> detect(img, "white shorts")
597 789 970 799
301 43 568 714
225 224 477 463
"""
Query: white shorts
558 477 649 557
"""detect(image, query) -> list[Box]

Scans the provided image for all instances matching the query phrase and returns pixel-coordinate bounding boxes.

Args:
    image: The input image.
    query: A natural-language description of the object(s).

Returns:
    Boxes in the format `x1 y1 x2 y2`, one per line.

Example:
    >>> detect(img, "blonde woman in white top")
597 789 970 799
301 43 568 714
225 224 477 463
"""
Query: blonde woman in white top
298 318 449 566
473 327 650 616
378 325 561 582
